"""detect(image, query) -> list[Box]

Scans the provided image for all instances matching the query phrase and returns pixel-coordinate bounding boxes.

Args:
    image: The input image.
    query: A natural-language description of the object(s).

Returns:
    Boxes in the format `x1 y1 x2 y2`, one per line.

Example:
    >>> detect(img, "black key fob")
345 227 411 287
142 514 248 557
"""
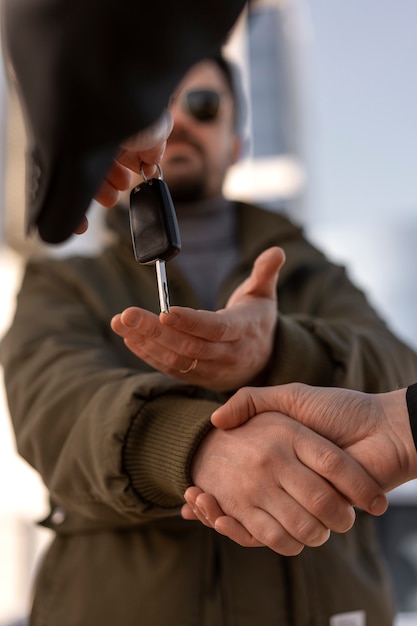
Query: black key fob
129 177 181 265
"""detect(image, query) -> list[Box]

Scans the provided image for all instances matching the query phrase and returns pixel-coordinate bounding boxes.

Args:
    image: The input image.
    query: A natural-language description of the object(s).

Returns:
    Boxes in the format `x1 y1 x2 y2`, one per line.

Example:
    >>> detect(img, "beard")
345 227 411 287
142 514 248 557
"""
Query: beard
167 174 206 203
162 128 208 203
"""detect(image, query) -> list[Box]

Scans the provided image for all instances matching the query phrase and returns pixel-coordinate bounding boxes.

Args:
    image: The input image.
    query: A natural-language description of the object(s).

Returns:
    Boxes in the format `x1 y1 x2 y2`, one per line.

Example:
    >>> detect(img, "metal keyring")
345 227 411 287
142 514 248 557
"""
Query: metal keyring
140 160 163 182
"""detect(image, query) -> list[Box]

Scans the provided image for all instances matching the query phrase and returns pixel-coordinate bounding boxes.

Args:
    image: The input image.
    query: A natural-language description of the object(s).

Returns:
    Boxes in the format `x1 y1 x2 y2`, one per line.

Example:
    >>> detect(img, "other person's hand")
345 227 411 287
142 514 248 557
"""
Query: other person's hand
211 383 417 494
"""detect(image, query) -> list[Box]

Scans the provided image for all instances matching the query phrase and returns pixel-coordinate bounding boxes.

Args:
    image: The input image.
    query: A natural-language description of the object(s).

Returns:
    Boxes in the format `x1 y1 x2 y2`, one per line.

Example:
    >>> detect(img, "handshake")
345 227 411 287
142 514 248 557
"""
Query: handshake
181 382 417 556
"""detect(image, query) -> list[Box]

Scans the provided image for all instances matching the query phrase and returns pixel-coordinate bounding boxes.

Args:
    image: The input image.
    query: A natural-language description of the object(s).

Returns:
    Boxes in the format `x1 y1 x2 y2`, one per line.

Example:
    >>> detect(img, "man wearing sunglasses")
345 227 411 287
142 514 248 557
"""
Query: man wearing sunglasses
3 54 417 626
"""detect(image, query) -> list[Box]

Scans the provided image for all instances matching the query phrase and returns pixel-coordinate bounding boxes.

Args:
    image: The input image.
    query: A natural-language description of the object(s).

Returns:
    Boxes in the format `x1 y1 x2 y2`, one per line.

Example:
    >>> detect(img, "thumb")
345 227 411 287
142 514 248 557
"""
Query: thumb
246 246 286 299
226 246 285 308
211 384 294 429
211 386 262 429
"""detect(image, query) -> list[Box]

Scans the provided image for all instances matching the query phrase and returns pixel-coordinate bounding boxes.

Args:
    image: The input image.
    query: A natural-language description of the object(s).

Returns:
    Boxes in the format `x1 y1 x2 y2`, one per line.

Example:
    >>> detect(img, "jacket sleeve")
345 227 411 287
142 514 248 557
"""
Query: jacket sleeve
265 256 417 392
0 259 218 527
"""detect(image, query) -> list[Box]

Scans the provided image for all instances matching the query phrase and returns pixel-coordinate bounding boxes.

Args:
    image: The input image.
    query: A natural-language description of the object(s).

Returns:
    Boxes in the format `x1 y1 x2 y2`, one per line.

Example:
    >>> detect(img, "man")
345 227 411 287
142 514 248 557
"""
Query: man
2 54 417 625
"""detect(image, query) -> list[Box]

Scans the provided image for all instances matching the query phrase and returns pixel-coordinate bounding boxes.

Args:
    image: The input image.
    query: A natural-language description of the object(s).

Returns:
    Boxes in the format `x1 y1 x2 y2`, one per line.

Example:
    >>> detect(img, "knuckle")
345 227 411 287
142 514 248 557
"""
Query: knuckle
214 321 233 342
264 528 305 556
180 315 201 334
307 489 337 516
317 447 346 477
307 527 331 548
293 516 330 547
168 355 188 372
305 489 355 534
193 342 211 361
148 323 163 340
179 337 205 360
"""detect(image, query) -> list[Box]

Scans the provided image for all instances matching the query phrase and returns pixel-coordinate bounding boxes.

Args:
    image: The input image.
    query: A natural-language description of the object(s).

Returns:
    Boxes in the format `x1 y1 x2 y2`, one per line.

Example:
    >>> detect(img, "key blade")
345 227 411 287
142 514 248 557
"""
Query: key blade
156 259 170 314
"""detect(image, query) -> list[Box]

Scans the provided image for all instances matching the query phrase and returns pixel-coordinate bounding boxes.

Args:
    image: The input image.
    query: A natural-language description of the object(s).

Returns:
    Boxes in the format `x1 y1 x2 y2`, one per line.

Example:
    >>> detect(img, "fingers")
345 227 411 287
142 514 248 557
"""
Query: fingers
182 487 216 529
74 215 89 235
111 308 225 382
212 387 389 517
111 308 180 369
295 430 388 517
211 386 260 429
112 305 241 365
184 451 358 555
211 385 293 429
236 503 326 555
183 472 340 555
243 246 286 299
213 516 266 549
182 488 292 551
95 162 133 208
116 143 167 181
121 109 173 154
113 306 222 346
160 307 239 343
94 109 173 208
188 484 323 555
112 306 217 358
117 109 173 178
225 246 285 309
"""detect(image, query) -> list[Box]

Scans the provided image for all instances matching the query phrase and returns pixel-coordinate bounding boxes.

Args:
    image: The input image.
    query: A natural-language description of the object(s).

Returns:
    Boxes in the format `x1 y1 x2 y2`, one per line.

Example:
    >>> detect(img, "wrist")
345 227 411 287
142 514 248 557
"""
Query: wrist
380 387 417 487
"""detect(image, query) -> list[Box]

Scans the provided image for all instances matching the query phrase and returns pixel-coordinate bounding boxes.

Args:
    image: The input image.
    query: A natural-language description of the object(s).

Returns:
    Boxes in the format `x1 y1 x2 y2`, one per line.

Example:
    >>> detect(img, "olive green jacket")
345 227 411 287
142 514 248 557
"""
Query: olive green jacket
2 204 416 625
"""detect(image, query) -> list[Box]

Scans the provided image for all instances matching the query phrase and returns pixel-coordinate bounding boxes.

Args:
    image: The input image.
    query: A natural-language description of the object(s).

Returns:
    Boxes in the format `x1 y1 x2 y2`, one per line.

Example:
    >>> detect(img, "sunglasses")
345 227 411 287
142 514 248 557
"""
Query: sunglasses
171 89 223 123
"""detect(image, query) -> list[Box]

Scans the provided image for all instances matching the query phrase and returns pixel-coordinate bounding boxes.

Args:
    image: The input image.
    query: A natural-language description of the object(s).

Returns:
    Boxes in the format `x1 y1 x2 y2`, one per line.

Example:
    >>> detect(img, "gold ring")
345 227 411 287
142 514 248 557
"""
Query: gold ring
179 359 198 374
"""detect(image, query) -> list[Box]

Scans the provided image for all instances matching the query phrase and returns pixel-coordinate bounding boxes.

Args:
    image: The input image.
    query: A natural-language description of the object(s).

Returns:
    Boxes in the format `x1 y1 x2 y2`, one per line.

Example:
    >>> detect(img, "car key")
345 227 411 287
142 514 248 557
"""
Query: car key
129 164 181 314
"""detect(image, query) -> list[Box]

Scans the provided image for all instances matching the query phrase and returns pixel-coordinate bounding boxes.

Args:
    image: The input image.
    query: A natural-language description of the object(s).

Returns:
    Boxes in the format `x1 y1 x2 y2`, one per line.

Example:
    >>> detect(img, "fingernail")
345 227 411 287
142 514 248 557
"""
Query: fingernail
370 495 388 515
198 505 208 520
123 311 141 327
160 311 178 325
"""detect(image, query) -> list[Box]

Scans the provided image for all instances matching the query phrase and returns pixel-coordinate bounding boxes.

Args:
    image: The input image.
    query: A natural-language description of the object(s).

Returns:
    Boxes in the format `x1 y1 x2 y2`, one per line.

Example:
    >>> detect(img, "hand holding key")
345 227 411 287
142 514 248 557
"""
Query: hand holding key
111 246 285 392
94 110 174 210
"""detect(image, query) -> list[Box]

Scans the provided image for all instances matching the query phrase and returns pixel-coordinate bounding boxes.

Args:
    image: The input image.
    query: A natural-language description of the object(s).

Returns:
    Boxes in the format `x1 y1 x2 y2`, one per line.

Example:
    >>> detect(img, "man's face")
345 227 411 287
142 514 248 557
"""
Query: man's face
161 60 241 203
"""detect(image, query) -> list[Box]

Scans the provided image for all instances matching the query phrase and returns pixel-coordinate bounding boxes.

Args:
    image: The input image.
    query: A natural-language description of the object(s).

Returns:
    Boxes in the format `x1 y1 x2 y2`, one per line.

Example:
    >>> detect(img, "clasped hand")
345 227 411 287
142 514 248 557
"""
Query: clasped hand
183 384 397 555
185 410 368 555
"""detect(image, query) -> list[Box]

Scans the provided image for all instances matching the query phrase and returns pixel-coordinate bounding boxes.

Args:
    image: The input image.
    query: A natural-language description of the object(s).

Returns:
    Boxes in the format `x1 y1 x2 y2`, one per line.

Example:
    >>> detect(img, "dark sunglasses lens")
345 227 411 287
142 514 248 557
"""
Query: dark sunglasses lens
185 90 221 122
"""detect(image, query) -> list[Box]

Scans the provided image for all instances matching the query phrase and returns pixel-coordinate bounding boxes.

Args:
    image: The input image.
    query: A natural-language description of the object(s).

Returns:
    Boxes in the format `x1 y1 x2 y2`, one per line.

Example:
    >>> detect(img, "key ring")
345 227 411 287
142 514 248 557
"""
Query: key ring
140 160 163 182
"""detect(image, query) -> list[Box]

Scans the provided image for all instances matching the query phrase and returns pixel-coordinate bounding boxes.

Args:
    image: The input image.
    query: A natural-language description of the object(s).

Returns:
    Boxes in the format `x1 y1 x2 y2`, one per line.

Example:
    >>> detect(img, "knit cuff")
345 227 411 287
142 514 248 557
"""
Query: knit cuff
123 394 217 509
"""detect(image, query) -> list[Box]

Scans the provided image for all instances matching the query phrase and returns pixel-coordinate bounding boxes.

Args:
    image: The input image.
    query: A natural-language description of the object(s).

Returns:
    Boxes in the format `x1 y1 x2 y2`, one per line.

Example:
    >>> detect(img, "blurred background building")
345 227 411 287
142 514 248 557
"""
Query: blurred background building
1 0 417 623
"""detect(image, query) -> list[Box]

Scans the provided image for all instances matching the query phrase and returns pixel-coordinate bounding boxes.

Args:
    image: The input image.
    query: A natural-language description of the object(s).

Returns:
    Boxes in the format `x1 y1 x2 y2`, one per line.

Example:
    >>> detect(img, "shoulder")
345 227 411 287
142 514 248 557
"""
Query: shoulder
237 201 330 262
